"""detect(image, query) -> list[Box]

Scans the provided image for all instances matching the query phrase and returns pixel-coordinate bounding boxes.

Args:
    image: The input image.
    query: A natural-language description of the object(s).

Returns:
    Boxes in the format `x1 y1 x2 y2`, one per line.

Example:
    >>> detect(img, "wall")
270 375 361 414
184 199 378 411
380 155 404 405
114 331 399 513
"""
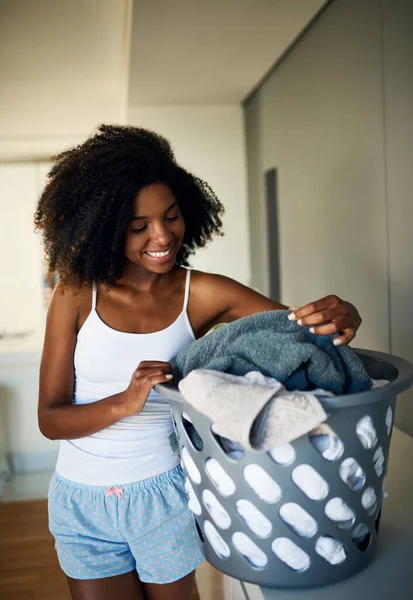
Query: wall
0 163 46 347
244 0 413 434
244 0 389 354
0 162 60 473
382 0 413 433
128 105 251 285
0 354 60 474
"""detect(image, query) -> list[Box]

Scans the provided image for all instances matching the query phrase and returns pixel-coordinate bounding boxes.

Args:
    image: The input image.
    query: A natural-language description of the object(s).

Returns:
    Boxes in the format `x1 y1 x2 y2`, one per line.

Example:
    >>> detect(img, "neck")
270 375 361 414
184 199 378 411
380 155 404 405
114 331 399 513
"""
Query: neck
117 262 178 292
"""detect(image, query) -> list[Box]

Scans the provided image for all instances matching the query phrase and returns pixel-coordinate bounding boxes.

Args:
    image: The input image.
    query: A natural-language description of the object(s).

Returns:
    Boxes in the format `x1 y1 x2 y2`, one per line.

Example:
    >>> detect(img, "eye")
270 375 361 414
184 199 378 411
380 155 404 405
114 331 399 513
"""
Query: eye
165 215 179 223
131 225 148 233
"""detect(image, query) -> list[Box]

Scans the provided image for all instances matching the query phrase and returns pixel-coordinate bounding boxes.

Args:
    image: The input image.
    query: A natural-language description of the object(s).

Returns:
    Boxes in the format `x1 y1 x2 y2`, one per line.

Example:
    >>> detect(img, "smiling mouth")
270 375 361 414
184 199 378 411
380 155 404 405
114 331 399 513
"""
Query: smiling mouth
144 247 173 259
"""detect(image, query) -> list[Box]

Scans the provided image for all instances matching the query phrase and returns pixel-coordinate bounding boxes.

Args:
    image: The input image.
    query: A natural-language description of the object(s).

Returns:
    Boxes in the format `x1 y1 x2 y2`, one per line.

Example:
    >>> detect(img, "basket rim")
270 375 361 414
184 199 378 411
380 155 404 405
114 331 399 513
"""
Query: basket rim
155 349 413 410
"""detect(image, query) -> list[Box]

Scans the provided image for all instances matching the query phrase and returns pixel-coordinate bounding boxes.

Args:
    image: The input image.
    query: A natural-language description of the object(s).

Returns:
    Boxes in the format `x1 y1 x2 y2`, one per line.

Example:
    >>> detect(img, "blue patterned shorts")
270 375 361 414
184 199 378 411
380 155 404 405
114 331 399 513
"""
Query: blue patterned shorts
48 465 204 583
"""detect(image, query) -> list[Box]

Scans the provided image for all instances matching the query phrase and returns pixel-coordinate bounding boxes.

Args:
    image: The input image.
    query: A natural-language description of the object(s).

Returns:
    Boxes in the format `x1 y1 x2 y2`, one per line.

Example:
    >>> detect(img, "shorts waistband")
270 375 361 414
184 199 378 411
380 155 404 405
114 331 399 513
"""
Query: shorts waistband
52 464 183 494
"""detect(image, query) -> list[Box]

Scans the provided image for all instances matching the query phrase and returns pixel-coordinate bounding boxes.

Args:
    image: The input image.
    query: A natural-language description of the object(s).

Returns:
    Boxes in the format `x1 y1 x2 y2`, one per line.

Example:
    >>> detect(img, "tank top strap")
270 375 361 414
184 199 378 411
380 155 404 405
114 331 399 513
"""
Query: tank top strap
91 284 97 311
183 269 191 312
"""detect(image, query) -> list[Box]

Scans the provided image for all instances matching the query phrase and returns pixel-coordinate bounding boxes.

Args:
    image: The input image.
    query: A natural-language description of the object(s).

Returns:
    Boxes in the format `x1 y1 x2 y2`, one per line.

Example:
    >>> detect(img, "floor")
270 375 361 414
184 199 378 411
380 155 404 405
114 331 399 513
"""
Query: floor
3 427 412 600
0 471 230 600
0 494 201 600
0 472 238 599
0 499 72 600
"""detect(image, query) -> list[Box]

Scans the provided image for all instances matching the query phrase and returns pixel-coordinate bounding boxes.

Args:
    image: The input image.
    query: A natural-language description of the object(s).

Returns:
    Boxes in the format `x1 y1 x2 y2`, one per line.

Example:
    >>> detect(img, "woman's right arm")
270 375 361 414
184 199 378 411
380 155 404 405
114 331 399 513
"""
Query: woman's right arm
38 282 172 440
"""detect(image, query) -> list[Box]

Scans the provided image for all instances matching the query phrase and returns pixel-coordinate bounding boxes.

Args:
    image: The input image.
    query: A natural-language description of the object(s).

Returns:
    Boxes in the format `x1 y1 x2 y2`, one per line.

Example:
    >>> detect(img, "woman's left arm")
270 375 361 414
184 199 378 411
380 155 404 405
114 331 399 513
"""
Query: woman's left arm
196 273 361 346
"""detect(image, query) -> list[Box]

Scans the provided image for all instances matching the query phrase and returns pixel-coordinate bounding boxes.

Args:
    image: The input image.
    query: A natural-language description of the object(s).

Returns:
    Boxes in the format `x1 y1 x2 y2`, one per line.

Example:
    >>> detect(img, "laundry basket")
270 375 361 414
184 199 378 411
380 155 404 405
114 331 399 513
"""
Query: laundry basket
156 349 413 589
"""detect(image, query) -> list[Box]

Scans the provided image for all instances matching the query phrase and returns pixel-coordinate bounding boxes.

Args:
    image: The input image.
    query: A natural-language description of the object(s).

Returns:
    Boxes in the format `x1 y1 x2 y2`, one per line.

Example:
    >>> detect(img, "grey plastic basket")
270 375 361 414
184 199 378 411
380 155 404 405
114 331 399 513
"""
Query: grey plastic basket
156 349 413 589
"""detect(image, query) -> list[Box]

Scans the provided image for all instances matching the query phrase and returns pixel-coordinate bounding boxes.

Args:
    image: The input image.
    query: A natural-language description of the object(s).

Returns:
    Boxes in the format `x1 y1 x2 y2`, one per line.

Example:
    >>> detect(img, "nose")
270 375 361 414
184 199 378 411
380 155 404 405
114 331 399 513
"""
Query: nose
151 221 173 247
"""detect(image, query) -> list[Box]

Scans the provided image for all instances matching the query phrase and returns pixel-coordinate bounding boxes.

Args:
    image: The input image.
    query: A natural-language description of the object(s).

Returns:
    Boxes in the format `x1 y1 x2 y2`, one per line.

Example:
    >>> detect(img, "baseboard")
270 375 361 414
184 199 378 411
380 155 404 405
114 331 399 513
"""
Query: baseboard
8 450 58 474
0 454 11 497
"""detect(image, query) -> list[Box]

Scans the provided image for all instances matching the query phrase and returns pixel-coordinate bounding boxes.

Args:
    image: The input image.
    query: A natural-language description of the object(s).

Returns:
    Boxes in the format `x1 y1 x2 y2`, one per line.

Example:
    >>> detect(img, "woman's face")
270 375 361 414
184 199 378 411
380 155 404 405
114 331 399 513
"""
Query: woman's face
124 183 185 274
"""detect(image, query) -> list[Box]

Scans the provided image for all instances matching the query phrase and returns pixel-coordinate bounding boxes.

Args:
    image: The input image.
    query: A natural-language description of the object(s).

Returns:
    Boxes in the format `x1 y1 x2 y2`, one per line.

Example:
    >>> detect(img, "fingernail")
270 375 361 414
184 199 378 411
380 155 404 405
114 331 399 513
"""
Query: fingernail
289 307 298 311
165 374 173 379
297 319 303 326
333 339 342 346
309 327 315 334
288 312 296 321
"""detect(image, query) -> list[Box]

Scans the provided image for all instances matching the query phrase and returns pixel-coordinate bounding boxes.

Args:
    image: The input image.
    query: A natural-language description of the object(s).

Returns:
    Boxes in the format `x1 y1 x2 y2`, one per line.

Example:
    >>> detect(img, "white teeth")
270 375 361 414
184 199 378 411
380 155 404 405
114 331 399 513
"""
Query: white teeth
146 248 172 258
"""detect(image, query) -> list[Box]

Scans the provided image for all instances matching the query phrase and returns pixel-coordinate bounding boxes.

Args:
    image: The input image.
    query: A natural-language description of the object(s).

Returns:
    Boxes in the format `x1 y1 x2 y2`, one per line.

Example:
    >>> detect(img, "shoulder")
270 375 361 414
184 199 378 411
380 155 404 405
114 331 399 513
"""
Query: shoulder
189 269 252 311
189 269 241 297
188 269 285 322
48 280 93 326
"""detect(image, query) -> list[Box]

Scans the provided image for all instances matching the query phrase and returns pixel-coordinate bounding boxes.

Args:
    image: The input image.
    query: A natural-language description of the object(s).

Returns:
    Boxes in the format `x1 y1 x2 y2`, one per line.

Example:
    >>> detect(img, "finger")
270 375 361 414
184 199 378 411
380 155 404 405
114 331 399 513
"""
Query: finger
146 373 173 388
289 295 342 321
293 308 348 328
309 317 353 336
135 364 171 376
137 365 171 374
333 328 356 346
138 361 171 369
134 368 168 380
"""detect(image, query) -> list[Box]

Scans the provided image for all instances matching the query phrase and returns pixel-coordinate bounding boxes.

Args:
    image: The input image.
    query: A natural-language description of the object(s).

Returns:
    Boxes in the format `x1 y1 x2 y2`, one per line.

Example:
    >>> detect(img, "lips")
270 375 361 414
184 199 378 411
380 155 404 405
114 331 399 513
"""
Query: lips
143 244 176 263
145 248 172 258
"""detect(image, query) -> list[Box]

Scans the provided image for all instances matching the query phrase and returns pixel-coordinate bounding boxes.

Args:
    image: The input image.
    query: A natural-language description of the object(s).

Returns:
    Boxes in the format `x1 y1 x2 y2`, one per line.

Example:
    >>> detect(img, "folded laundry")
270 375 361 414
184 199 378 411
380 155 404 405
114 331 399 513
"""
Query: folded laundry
189 482 355 569
356 415 378 450
279 503 318 538
315 536 347 565
268 443 296 465
203 520 230 559
176 310 372 394
217 435 245 460
204 457 236 496
324 498 355 529
178 370 388 464
339 458 366 491
179 370 327 451
271 537 310 571
175 361 389 576
310 424 345 461
235 499 273 537
202 489 231 529
184 477 202 516
232 532 268 567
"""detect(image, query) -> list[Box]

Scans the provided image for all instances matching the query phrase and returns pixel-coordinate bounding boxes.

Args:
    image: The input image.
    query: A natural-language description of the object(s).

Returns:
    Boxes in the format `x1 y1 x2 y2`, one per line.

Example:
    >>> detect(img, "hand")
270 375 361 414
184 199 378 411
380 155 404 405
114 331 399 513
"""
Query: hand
288 295 362 346
119 361 172 417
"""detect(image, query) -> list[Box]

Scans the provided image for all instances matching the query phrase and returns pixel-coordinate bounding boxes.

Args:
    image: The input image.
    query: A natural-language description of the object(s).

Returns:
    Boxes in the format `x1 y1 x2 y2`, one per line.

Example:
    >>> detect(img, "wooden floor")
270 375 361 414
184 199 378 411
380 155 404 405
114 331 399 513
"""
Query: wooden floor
0 500 200 600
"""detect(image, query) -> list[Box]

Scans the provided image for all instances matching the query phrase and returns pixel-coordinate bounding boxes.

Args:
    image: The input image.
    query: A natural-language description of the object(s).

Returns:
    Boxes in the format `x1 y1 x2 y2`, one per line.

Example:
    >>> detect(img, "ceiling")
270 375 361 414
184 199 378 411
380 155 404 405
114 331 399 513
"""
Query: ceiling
128 0 327 105
0 0 327 138
0 0 130 137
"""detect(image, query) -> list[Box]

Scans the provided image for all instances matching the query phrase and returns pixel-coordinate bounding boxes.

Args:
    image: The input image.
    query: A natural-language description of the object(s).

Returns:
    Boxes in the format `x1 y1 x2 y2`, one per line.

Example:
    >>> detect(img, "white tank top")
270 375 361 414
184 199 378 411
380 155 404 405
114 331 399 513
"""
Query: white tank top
55 269 195 485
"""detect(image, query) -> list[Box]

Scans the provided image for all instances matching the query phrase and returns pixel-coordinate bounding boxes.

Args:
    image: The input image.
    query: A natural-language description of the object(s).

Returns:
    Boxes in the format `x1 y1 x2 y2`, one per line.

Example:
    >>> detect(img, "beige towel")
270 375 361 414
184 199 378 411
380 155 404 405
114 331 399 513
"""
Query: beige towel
178 370 327 451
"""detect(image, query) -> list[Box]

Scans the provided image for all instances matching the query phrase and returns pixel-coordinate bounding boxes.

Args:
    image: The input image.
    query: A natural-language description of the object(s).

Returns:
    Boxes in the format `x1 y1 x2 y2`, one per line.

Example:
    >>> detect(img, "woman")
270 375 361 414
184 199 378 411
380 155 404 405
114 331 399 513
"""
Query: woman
35 124 361 600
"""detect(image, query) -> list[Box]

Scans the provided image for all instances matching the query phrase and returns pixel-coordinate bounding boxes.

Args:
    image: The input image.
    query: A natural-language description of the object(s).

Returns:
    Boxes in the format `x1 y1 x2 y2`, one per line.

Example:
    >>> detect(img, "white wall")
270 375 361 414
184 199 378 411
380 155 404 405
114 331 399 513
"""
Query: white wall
244 0 413 436
244 0 389 353
0 354 60 473
128 105 251 285
382 0 413 434
0 162 59 472
0 163 46 349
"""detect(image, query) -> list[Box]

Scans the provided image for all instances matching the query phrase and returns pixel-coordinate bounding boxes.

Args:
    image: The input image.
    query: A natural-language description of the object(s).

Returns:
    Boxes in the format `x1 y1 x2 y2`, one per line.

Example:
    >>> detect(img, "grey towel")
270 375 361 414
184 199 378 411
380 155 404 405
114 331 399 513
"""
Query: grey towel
176 310 372 395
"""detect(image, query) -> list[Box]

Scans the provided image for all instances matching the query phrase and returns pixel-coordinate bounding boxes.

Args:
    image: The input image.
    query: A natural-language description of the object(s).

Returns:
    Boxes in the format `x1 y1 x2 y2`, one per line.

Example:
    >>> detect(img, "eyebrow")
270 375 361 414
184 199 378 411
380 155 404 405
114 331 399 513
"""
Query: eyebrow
131 202 178 221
